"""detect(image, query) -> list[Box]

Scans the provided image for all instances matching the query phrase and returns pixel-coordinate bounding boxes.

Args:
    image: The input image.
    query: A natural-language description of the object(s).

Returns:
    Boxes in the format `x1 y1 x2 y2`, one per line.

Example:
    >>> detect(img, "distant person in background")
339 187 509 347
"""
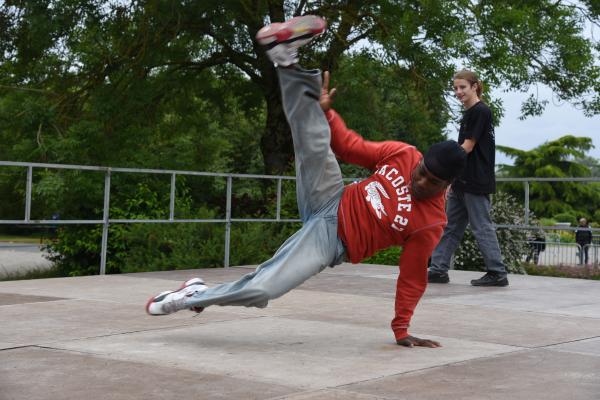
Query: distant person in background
526 231 546 265
428 69 509 287
575 218 592 265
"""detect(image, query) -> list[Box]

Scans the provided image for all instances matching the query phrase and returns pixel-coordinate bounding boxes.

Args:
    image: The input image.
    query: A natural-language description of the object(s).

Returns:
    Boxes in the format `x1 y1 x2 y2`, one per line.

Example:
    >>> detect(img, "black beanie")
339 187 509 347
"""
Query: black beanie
423 140 467 181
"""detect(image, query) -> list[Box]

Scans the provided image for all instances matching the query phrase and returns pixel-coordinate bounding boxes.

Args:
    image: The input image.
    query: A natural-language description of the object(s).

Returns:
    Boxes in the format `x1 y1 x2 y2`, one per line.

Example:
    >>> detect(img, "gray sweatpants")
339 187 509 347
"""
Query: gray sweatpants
429 189 507 276
184 67 346 309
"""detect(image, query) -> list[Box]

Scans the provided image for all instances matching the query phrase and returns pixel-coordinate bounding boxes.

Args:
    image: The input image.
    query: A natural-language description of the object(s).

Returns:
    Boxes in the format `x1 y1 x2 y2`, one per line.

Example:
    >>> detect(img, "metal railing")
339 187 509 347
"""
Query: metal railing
519 240 600 266
1 160 599 274
0 161 303 274
495 176 600 226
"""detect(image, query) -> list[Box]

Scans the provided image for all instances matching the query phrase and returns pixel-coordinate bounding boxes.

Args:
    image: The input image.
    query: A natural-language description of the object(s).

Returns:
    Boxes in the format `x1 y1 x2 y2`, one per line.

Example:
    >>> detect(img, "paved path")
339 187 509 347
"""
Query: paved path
1 265 600 399
0 243 53 278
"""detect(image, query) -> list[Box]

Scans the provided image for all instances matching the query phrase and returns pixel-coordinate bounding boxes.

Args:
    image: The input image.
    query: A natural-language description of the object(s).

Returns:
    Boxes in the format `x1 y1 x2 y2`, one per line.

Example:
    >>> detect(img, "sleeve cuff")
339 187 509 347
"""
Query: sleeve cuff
394 329 409 341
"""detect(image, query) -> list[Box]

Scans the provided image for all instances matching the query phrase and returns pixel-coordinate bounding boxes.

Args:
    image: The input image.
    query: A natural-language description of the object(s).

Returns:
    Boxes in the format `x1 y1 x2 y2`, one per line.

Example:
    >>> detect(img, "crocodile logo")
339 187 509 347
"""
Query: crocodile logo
364 181 390 219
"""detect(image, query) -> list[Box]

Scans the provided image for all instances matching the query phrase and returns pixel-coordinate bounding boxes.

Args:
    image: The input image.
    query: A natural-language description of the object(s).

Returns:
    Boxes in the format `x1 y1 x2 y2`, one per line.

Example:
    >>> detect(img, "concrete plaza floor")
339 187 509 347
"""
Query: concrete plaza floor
1 264 600 400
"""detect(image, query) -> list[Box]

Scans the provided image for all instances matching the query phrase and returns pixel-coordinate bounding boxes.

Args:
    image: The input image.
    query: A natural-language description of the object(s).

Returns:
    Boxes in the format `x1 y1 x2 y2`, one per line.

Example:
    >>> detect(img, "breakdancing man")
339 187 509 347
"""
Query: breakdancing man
146 15 466 348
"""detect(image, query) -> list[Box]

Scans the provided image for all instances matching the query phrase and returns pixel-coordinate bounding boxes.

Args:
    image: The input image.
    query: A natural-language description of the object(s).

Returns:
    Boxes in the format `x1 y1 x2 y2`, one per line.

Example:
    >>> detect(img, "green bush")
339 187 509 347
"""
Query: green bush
362 246 402 265
557 231 576 243
453 191 528 274
120 221 301 273
539 218 556 227
553 212 577 226
42 178 304 276
43 181 165 276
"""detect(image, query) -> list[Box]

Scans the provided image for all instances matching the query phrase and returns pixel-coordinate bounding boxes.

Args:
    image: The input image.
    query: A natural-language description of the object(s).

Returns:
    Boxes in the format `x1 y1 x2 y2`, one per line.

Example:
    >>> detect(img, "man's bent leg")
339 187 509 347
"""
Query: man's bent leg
184 208 344 310
181 68 345 311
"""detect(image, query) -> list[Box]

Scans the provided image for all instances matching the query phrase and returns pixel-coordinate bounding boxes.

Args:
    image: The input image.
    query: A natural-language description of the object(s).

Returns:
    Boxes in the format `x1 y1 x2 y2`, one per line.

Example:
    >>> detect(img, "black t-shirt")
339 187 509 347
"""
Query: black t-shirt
452 101 496 194
575 227 592 245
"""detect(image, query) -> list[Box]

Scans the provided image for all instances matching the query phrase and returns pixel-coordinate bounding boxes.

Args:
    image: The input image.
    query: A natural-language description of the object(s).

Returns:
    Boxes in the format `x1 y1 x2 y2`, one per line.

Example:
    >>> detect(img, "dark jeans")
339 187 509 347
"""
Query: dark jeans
430 189 507 276
578 244 590 265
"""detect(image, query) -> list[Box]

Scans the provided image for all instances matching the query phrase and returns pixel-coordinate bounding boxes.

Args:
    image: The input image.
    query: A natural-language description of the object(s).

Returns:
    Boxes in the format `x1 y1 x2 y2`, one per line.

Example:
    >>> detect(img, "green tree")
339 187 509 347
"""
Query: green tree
2 1 600 274
576 155 600 177
497 136 600 220
1 1 599 175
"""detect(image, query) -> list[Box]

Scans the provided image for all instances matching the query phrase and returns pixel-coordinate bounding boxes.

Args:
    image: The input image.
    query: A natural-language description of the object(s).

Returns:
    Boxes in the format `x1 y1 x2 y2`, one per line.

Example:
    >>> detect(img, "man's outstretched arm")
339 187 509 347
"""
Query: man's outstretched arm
392 225 444 348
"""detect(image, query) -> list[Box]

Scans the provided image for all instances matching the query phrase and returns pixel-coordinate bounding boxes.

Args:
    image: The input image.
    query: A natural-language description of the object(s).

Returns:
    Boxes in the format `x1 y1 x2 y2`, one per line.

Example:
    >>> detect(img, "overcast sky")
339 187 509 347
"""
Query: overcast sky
490 85 600 167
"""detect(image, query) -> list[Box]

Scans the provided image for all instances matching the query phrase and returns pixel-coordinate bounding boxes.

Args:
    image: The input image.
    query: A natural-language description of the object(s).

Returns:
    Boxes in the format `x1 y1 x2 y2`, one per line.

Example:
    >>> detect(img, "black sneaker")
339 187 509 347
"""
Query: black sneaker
428 270 449 284
470 272 509 287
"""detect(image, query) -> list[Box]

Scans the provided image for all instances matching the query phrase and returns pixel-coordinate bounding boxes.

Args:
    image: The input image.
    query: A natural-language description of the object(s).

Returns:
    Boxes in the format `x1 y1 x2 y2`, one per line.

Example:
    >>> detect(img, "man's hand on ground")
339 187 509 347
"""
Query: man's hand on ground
320 71 336 111
396 335 442 348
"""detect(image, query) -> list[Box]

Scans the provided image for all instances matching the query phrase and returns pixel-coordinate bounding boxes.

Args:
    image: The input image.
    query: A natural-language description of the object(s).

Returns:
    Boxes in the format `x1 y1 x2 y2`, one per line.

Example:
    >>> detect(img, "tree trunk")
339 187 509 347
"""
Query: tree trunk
260 77 294 176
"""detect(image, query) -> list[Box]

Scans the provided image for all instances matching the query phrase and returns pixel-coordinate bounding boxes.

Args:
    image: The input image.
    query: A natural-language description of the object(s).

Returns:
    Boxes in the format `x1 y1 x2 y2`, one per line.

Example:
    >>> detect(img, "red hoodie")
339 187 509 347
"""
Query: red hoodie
326 110 447 340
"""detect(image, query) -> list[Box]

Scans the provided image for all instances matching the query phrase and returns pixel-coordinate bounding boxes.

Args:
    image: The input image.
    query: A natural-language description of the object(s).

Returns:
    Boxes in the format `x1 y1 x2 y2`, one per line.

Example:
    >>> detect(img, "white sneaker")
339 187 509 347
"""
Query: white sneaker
146 277 207 315
256 15 326 67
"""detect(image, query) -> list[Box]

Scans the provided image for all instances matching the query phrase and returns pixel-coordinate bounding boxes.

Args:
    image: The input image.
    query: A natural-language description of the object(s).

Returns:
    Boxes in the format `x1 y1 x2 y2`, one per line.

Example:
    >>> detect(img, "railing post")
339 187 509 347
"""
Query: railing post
25 166 32 221
169 173 176 221
100 169 111 275
276 178 282 220
224 175 232 268
524 180 530 225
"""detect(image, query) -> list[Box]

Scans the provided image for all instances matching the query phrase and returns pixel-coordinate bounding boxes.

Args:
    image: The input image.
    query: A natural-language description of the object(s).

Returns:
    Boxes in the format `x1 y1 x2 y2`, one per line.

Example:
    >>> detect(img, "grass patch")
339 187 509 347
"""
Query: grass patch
0 235 47 244
524 263 600 280
0 265 63 281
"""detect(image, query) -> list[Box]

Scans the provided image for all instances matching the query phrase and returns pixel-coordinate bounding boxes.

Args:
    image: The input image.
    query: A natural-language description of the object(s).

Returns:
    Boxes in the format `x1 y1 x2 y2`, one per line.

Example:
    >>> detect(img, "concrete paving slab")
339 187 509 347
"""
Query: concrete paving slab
340 349 600 400
130 265 401 301
319 263 397 278
272 389 384 399
0 299 267 346
1 267 599 399
428 271 600 318
427 279 600 317
0 273 295 310
148 271 600 350
51 317 519 390
409 302 600 347
125 265 261 284
0 292 65 305
281 272 397 299
0 275 196 305
542 302 600 318
547 337 600 357
0 346 297 400
262 289 600 349
448 270 597 287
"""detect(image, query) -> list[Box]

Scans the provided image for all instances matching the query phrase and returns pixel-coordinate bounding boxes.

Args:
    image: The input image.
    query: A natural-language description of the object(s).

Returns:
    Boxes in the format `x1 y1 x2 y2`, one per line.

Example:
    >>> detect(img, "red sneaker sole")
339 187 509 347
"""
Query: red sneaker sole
257 16 326 43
